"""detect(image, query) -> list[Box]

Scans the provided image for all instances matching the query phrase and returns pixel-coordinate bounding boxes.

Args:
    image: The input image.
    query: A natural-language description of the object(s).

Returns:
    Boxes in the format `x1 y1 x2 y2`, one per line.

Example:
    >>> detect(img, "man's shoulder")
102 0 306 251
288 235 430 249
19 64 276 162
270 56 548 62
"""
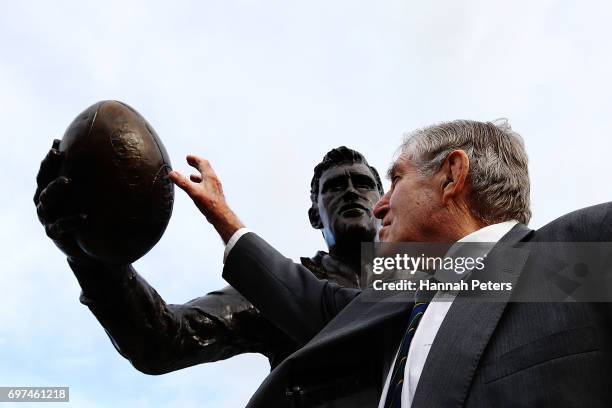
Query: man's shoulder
533 201 612 242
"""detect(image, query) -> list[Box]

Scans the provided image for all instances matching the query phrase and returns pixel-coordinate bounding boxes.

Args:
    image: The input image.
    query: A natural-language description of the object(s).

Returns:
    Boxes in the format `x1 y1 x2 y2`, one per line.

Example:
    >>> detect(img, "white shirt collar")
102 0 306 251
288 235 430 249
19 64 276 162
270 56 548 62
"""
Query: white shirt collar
457 220 519 244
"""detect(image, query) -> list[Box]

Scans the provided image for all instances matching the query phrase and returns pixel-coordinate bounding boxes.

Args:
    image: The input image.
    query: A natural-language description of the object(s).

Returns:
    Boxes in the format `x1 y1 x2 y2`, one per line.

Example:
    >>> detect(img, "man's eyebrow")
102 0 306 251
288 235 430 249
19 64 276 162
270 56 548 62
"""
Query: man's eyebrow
386 162 399 180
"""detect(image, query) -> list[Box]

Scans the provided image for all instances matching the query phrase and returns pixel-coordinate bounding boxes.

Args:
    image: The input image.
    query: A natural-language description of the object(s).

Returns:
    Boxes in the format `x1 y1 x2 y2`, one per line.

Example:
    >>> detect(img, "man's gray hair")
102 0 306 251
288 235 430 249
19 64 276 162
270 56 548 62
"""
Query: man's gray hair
401 119 531 225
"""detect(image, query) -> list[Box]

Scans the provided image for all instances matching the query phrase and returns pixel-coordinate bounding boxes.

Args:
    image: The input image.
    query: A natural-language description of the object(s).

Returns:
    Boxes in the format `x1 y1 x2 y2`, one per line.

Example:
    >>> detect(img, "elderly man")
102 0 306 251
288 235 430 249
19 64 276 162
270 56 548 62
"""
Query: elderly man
171 119 612 407
35 145 383 371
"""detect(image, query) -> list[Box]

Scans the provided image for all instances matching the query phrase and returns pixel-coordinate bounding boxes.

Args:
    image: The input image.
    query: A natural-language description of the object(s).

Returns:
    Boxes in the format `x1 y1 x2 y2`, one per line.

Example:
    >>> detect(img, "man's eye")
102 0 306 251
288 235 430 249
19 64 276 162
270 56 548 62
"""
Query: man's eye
391 176 400 187
353 176 376 190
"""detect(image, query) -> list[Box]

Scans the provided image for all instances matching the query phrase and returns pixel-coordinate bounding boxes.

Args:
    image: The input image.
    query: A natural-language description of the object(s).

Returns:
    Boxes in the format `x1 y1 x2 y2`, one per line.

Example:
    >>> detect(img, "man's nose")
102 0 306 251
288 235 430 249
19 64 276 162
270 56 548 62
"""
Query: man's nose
373 192 390 220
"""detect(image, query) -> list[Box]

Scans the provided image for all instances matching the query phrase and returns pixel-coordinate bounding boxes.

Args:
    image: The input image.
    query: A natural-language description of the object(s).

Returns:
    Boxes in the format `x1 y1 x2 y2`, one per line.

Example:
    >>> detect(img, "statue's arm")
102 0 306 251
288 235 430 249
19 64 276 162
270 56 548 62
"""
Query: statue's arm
35 143 294 373
69 258 281 374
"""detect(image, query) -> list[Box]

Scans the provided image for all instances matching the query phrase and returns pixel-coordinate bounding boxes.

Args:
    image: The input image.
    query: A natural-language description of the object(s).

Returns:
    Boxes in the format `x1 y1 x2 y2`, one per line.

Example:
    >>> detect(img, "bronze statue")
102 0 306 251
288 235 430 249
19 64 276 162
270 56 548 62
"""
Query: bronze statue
35 143 383 371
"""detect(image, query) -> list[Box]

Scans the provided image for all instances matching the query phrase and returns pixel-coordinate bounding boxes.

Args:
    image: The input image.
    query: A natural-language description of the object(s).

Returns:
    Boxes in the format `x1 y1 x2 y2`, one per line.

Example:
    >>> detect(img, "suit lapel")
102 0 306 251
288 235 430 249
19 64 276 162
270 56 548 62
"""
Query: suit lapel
411 224 532 408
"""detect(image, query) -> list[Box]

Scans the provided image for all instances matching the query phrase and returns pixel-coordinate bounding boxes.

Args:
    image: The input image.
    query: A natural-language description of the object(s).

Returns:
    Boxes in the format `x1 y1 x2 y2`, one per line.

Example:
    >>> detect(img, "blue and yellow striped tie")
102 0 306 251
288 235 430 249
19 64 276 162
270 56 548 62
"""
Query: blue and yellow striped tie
383 300 430 408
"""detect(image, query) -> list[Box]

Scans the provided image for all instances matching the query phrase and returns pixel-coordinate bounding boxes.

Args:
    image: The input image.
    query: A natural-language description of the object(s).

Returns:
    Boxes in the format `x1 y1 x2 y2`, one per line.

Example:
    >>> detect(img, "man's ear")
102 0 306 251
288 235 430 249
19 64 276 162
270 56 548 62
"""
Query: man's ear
440 150 470 203
308 206 323 229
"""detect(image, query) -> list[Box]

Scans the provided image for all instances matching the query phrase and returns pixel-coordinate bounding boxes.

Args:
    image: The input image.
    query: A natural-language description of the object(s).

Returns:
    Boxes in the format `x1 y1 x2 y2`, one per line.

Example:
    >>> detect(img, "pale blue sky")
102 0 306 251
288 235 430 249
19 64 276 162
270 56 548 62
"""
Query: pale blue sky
2 1 612 407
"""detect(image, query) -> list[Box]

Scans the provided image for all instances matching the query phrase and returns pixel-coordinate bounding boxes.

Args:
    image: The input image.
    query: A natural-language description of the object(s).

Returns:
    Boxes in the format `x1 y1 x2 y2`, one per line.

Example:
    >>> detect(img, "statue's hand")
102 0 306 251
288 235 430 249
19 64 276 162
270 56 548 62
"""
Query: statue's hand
169 155 244 243
34 139 90 262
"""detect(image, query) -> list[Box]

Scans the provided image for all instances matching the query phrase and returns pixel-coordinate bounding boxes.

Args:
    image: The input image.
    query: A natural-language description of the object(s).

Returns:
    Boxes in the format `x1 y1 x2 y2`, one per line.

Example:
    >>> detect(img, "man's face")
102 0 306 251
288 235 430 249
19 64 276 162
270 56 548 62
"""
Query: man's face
316 163 381 246
373 155 443 243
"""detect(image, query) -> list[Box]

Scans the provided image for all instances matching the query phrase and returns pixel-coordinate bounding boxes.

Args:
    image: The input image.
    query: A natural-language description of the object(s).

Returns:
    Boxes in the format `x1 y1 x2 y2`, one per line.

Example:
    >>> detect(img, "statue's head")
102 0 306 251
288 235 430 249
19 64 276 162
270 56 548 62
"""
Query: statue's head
309 146 384 249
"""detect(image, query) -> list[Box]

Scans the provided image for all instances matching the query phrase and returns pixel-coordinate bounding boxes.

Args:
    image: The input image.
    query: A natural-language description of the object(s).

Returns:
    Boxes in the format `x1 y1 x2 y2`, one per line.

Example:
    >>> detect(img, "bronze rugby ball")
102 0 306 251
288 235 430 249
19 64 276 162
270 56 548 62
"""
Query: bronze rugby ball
59 100 174 264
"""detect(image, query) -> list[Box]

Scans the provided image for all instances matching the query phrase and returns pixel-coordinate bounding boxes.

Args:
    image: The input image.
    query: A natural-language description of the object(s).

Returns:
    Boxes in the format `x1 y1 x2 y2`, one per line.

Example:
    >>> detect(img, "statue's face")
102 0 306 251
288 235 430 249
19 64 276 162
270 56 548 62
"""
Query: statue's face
315 162 381 247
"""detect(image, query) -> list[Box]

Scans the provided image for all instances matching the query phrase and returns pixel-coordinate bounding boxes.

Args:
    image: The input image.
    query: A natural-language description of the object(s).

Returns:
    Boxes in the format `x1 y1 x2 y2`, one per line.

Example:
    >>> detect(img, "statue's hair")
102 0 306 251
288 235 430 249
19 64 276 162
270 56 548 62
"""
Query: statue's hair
310 146 384 205
399 118 531 225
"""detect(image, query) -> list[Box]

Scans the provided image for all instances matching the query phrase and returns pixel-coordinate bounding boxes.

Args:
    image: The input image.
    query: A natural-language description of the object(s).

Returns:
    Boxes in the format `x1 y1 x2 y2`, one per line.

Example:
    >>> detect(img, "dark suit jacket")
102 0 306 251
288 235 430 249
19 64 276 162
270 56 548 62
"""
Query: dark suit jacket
223 203 612 407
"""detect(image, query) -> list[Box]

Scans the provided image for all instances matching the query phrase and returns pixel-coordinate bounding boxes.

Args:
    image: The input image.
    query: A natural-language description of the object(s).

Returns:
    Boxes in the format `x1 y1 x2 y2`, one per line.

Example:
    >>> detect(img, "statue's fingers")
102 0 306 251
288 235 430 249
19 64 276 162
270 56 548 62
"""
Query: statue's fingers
38 177 73 222
36 201 50 224
45 214 87 239
37 140 63 184
34 140 63 204
39 176 71 207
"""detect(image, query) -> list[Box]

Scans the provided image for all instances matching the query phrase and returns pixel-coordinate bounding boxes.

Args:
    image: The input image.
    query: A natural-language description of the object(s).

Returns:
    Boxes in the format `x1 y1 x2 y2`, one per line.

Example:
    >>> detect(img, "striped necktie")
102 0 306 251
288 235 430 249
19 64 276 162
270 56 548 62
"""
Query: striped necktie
383 290 433 408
